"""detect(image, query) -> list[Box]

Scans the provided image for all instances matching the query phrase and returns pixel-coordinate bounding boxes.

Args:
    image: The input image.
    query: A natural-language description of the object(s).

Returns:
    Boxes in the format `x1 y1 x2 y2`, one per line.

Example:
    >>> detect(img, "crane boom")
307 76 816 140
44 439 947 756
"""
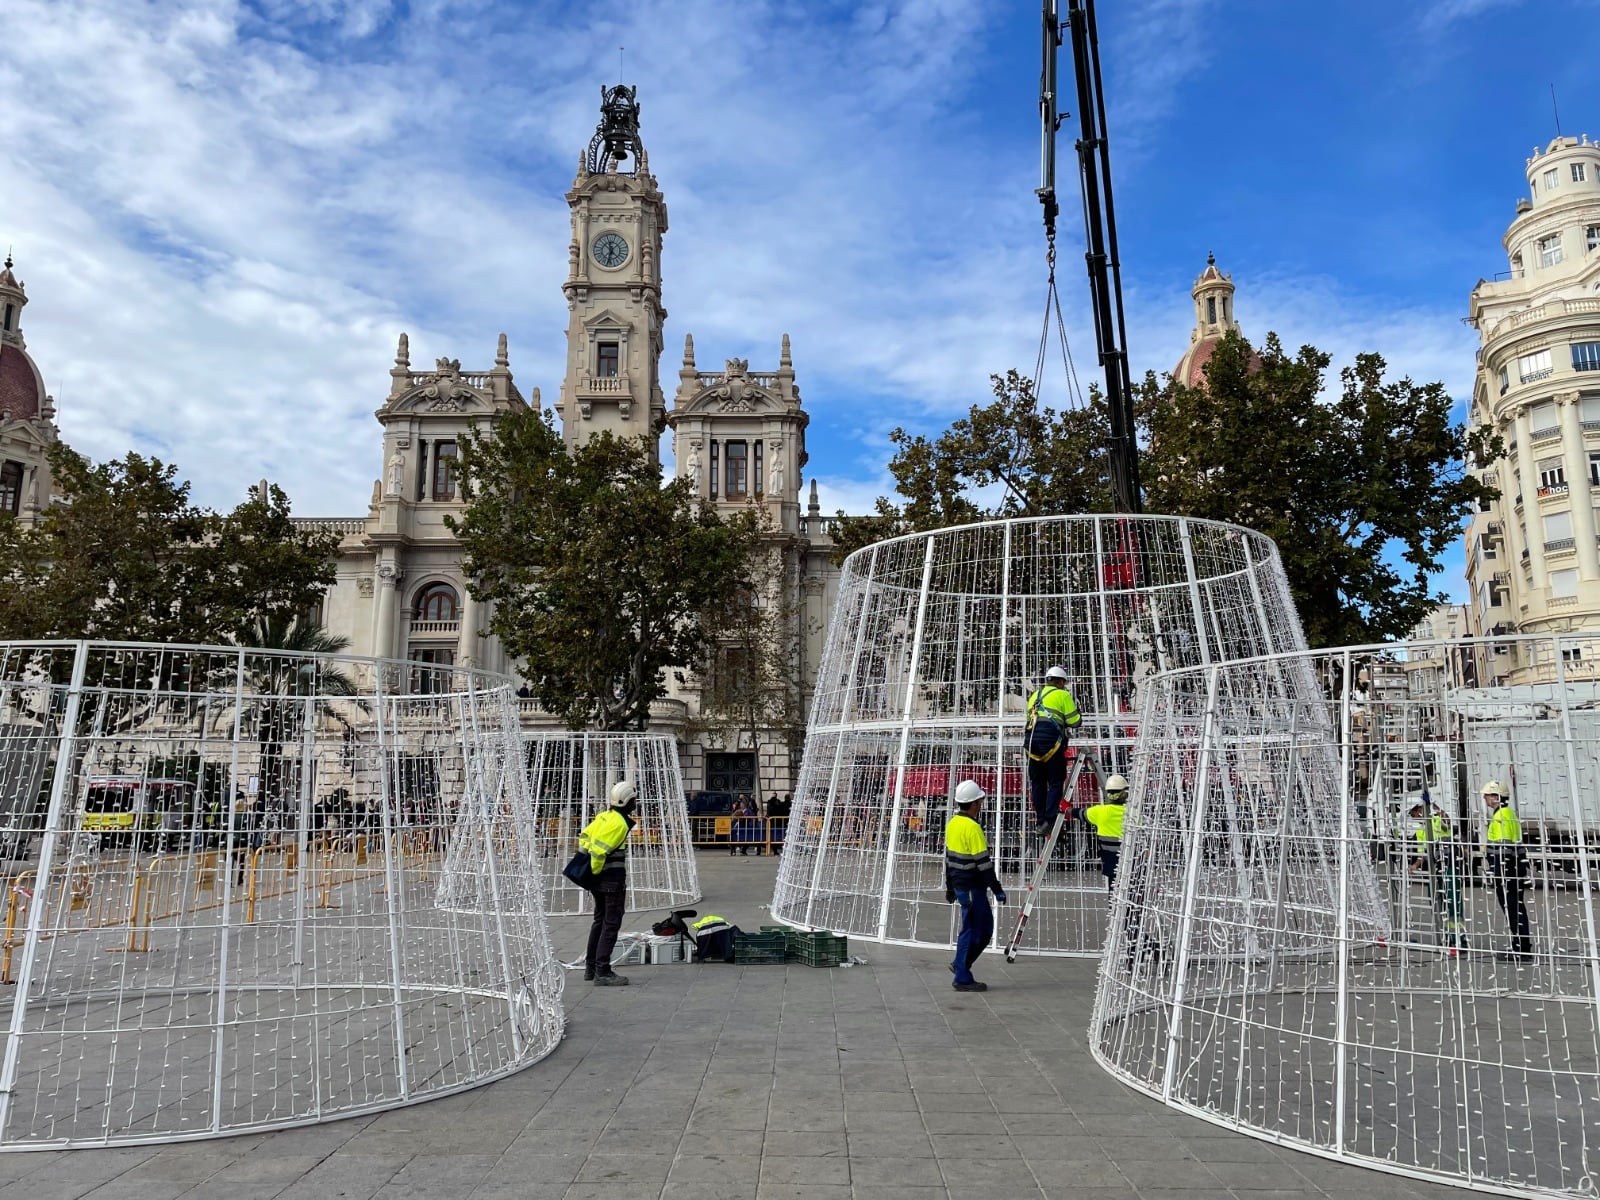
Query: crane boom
1039 0 1142 514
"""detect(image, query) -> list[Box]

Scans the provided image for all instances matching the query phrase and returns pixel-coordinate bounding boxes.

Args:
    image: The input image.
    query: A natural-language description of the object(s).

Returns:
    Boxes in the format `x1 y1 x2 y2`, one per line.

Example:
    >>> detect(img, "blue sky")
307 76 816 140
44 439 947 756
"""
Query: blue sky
2 0 1593 601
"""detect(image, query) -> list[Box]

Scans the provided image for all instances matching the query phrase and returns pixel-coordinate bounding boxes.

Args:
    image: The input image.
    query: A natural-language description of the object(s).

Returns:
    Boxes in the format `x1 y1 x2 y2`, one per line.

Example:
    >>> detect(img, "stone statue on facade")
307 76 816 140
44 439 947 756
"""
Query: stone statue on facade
685 441 702 486
769 441 784 496
387 448 405 496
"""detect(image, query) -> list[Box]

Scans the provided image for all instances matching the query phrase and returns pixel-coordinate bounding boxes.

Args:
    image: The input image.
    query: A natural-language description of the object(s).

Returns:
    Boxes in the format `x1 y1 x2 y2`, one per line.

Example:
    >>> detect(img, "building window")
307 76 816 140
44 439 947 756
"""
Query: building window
1591 451 1600 487
1498 366 1510 395
414 582 460 622
414 440 428 502
1543 168 1559 191
1552 568 1579 598
1574 342 1600 372
725 440 748 499
596 342 619 377
1538 457 1566 490
1488 582 1507 608
431 441 457 501
1480 531 1498 560
1589 225 1600 252
1544 510 1572 541
1564 645 1585 663
1520 350 1555 384
409 647 456 694
709 440 719 499
754 439 764 495
1539 234 1564 268
1575 163 1589 183
1207 296 1217 324
1511 253 1524 276
0 461 21 516
1 305 12 333
1223 297 1231 322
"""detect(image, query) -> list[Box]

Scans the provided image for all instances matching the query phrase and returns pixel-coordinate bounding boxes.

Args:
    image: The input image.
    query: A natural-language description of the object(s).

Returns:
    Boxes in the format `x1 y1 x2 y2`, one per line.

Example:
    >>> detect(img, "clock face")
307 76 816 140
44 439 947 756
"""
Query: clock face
592 232 629 269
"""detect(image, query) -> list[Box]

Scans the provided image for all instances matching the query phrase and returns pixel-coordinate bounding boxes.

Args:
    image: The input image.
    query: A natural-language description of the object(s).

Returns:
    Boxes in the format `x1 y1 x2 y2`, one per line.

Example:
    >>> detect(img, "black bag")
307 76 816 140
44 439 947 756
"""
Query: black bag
562 851 597 891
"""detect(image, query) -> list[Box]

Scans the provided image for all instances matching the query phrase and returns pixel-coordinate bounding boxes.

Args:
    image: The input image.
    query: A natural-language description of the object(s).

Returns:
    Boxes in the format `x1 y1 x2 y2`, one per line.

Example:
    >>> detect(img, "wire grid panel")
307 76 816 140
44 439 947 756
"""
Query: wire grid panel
770 514 1305 955
0 641 564 1149
525 732 700 915
1091 635 1600 1198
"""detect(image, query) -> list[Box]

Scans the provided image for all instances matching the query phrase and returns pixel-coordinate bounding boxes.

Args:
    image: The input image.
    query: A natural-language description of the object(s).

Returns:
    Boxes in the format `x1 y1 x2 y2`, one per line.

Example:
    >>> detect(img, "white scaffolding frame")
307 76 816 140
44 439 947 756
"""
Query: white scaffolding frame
771 514 1305 955
1091 634 1600 1197
0 640 563 1149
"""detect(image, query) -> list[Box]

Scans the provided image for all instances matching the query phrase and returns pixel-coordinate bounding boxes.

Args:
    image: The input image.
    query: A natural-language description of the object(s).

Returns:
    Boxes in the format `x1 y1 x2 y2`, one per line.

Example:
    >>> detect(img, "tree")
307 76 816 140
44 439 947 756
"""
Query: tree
448 406 759 731
690 528 808 786
0 444 338 645
1140 332 1501 646
843 336 1499 646
833 370 1112 560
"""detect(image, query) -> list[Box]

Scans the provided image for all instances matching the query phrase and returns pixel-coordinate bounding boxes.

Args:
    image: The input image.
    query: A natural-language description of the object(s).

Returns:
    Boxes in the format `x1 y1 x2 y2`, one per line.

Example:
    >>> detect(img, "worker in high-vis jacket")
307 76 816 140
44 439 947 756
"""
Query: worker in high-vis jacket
1482 779 1533 960
580 781 639 986
1025 666 1082 834
1409 795 1466 951
1083 774 1128 890
944 780 1007 993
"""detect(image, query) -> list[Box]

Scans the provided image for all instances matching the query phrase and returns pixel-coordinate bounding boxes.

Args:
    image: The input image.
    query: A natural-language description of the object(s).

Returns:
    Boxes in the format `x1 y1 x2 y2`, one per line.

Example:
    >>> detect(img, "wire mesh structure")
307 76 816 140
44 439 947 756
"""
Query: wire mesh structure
771 514 1305 955
525 732 699 915
1091 634 1600 1198
0 640 563 1149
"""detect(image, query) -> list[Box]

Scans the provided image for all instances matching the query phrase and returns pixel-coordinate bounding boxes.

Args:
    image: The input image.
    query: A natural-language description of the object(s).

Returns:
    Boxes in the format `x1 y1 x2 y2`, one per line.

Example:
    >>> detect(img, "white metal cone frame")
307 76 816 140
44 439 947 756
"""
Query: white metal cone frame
770 514 1307 955
0 640 564 1149
524 731 700 916
1092 635 1600 1198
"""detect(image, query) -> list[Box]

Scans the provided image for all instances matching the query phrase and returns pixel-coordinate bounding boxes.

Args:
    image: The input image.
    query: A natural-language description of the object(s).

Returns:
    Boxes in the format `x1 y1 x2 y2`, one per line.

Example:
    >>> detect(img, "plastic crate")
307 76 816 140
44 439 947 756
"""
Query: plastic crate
733 931 788 965
788 931 848 968
610 932 651 966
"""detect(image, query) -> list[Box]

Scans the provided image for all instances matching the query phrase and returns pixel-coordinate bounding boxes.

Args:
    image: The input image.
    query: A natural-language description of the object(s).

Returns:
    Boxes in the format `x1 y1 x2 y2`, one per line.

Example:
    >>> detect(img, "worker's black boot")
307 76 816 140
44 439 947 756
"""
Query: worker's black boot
583 965 596 982
594 970 630 987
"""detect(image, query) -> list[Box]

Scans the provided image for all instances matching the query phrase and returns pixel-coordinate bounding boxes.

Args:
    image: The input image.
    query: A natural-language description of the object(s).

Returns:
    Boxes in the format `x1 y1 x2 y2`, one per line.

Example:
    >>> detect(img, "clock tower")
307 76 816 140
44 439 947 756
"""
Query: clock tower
556 85 668 458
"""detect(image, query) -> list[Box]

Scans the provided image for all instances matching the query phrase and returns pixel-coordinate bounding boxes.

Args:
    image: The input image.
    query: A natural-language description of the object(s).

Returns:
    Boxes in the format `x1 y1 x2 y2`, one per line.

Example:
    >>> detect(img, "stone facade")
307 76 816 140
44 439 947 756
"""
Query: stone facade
0 255 60 524
1465 135 1600 685
294 87 844 798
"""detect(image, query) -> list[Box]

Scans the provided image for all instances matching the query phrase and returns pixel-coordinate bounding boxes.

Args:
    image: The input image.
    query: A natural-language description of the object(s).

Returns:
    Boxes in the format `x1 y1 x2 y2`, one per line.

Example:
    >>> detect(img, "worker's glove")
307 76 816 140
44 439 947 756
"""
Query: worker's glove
993 889 1007 905
945 885 957 904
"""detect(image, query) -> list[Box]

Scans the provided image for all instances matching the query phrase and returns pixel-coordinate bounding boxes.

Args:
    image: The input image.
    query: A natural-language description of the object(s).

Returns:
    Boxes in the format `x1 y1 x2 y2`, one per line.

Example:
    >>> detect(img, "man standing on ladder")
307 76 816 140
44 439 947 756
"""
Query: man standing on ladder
1025 666 1082 836
945 780 1007 992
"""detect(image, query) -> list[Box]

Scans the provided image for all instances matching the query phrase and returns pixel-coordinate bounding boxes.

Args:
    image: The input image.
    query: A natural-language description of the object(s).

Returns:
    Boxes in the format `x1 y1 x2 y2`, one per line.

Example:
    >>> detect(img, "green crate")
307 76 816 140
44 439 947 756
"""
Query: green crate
785 930 848 968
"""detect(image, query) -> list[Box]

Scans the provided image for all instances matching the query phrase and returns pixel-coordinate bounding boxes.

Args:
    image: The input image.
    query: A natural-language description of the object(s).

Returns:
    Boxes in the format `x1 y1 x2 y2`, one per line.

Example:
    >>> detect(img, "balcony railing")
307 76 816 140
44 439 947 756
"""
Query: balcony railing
1531 424 1561 442
408 620 459 636
578 374 627 394
1544 538 1576 554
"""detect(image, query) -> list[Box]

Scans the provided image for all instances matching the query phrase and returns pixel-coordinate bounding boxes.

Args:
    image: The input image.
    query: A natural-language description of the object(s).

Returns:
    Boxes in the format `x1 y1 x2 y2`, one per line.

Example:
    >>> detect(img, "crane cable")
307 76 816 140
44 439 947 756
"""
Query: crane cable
1034 231 1085 413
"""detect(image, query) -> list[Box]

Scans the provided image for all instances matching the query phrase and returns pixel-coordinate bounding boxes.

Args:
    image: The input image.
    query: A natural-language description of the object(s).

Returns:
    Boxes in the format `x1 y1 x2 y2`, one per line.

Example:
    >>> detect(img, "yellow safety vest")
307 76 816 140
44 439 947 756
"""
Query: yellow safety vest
1084 802 1126 845
579 809 631 876
1487 804 1522 844
944 813 993 890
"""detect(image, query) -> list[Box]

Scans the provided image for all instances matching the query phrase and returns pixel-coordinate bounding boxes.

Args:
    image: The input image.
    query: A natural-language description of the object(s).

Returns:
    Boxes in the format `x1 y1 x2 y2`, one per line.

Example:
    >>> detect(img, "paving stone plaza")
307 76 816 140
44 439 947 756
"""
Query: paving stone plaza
0 852 1473 1200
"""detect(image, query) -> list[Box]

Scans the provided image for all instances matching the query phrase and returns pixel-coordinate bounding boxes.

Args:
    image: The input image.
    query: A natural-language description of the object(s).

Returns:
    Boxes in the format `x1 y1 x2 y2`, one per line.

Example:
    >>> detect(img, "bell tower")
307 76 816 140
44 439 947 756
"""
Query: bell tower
556 85 668 459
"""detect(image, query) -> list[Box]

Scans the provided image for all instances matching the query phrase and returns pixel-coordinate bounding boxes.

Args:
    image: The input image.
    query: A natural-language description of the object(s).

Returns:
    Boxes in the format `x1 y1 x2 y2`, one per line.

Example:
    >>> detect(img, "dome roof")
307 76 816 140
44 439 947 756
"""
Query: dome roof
1173 336 1223 390
0 344 44 421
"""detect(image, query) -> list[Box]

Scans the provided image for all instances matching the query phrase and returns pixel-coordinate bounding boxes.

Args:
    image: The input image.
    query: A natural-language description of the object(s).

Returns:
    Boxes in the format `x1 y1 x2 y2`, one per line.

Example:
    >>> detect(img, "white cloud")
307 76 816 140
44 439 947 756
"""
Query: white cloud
1421 0 1525 30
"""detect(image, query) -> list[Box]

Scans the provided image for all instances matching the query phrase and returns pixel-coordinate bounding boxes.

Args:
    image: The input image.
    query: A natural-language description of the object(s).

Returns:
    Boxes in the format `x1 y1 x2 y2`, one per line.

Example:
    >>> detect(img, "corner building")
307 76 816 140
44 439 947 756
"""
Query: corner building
1466 135 1600 684
296 88 844 797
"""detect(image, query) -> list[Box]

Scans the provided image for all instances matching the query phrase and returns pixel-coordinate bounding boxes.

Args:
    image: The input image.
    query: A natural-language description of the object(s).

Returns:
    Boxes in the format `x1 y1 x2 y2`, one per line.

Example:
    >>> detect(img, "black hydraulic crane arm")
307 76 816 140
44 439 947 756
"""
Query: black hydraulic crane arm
1038 0 1142 514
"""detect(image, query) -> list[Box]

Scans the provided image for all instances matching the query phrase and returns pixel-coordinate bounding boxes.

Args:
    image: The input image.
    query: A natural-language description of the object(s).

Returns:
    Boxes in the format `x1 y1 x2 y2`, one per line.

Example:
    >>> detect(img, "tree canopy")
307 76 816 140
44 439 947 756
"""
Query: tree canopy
448 406 760 730
0 444 338 645
838 333 1499 647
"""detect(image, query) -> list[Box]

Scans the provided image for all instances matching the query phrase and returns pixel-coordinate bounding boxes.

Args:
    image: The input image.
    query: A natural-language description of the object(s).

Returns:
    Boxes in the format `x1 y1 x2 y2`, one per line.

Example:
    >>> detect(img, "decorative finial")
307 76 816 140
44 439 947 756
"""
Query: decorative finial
496 332 509 367
532 385 542 409
1206 250 1215 267
780 333 792 368
3 249 11 271
683 333 695 368
808 478 820 515
396 332 410 368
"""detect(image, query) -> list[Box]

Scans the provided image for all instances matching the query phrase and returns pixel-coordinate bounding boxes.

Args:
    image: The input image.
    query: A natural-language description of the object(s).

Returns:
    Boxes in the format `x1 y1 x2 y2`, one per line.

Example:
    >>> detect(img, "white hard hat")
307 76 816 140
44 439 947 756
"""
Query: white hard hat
1044 665 1069 682
953 780 987 807
1105 774 1129 794
609 780 638 808
1481 779 1508 798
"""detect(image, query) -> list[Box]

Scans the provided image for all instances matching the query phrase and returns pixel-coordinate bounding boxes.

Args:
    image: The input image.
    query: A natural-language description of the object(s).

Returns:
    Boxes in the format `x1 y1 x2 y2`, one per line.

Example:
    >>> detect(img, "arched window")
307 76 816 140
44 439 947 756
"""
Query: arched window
413 582 459 622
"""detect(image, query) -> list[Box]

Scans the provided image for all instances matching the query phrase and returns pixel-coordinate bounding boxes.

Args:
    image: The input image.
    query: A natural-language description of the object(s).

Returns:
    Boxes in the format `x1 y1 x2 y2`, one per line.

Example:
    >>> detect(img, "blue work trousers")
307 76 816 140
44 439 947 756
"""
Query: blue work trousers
952 888 993 984
1028 753 1068 827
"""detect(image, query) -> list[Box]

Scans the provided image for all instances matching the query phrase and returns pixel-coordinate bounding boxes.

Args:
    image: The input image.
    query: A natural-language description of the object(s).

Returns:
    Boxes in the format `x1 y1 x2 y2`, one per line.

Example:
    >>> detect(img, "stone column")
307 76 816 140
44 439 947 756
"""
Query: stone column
375 563 400 661
1514 407 1548 588
1558 393 1600 578
458 589 478 668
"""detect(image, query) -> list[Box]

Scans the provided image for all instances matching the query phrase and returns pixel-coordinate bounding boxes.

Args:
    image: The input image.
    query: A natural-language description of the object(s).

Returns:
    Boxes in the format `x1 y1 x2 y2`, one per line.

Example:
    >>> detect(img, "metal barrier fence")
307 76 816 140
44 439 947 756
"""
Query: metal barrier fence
1091 635 1600 1198
0 641 563 1148
527 732 699 914
687 815 789 855
770 514 1304 953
